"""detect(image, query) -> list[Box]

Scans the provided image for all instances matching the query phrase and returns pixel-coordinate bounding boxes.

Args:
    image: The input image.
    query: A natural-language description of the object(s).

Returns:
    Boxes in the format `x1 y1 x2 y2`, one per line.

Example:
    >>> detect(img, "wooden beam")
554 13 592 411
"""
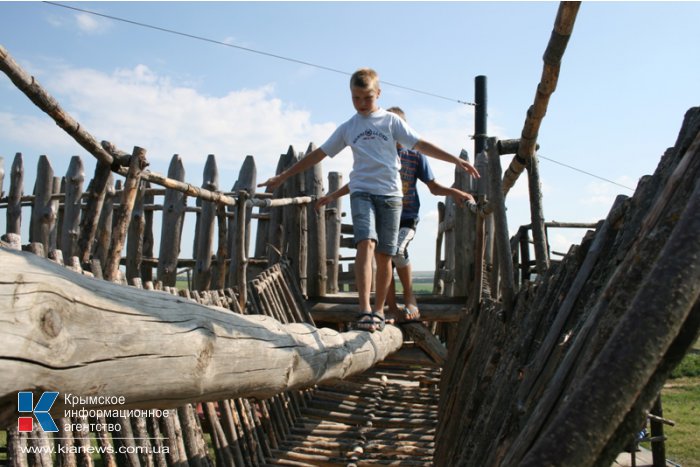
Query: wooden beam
0 247 403 428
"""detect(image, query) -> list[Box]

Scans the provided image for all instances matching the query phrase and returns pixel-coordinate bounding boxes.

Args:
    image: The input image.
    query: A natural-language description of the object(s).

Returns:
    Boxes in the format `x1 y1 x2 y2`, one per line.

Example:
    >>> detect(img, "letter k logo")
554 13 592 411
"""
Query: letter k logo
18 392 59 432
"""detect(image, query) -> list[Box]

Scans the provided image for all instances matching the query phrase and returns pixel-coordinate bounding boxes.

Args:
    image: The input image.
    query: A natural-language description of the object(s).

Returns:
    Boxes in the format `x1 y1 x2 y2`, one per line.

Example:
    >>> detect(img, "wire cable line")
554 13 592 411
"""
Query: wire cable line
43 2 631 193
43 1 474 106
538 154 634 191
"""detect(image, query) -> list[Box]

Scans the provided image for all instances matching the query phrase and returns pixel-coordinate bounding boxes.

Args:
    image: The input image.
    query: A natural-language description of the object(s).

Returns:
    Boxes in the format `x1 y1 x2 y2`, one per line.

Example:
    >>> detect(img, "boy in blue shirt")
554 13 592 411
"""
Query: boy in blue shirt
259 68 479 331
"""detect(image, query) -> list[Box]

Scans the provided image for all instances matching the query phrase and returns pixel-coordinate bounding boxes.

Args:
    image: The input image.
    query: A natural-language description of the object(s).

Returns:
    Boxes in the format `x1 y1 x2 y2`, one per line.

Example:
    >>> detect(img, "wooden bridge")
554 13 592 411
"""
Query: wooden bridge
1 3 699 466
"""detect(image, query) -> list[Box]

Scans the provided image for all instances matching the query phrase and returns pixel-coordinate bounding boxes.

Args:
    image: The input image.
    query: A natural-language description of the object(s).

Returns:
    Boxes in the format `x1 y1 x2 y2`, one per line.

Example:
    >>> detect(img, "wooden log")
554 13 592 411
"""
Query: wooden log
29 155 54 255
236 190 250 310
453 149 475 296
157 155 187 287
305 146 327 298
527 150 549 273
141 181 155 283
501 1 581 195
192 154 218 291
7 153 23 235
50 175 61 252
487 138 516 313
92 174 116 269
325 172 343 294
432 201 445 295
267 148 296 266
518 165 700 467
126 178 147 284
0 46 238 208
104 148 147 282
228 155 256 288
78 161 112 264
60 156 84 260
0 247 403 427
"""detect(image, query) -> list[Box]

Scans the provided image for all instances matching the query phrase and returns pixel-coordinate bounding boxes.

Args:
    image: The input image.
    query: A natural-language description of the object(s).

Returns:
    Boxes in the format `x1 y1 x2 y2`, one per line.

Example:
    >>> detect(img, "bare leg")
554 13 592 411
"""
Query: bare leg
396 263 420 320
373 251 393 316
386 271 400 315
355 239 374 312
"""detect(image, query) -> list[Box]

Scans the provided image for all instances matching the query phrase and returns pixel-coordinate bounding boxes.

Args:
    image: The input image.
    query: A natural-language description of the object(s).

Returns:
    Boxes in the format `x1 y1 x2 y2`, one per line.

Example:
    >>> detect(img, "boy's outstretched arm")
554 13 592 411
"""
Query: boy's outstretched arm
425 179 475 207
414 140 480 179
315 183 350 211
258 147 328 191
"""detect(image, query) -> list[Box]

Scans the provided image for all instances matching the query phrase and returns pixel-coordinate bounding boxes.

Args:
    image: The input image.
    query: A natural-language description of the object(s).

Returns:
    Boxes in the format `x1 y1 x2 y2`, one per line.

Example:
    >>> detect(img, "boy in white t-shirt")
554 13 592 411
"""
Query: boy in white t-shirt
259 68 479 331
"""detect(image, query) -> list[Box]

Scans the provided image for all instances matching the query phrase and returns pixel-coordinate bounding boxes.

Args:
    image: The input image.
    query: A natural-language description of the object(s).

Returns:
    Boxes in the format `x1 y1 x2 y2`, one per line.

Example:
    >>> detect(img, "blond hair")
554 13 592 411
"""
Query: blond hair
386 106 406 121
350 68 380 91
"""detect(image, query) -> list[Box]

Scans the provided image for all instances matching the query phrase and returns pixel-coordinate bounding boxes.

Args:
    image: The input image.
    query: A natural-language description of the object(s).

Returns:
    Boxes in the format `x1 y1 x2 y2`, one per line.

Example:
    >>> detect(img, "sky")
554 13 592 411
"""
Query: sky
0 1 699 273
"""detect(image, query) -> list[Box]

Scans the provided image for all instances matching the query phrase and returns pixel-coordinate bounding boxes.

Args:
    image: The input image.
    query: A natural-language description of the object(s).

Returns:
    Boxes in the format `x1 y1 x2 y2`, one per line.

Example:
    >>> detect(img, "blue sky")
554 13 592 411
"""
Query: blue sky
1 1 699 272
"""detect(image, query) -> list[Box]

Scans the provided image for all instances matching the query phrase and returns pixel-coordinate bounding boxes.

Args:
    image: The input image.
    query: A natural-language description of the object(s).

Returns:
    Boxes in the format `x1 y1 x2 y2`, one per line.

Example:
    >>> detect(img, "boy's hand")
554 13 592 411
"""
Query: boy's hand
457 159 480 179
315 195 332 211
453 190 476 207
258 175 283 191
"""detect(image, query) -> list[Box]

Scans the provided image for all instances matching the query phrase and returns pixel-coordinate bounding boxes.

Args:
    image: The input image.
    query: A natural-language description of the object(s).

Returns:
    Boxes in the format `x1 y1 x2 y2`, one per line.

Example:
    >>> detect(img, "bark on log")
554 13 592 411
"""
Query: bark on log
501 1 581 196
0 247 403 428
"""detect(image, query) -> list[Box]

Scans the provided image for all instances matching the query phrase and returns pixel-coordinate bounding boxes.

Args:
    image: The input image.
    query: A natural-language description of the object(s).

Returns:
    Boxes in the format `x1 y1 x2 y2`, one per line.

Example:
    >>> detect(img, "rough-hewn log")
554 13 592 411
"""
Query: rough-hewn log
0 247 403 428
487 138 516 312
7 153 23 235
29 155 54 255
60 156 84 260
157 155 187 287
104 147 147 282
193 154 218 291
228 155 256 289
305 146 327 298
501 1 581 195
0 45 239 208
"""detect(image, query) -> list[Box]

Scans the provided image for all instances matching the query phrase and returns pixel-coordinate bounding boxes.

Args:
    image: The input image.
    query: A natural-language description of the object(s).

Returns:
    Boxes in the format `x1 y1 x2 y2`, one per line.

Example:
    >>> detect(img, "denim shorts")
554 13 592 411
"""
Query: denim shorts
350 192 402 256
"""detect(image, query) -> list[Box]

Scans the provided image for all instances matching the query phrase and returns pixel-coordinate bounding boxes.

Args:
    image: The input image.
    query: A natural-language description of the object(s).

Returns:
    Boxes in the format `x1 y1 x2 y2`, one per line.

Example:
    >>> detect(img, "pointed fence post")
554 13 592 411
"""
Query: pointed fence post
7 153 23 236
158 155 187 287
104 147 147 282
60 156 84 260
193 155 218 291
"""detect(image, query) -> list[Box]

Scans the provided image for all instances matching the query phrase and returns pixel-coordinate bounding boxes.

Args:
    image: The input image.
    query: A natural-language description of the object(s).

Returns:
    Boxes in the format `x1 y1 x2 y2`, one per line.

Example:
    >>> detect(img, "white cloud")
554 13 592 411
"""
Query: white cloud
23 64 340 179
75 13 107 34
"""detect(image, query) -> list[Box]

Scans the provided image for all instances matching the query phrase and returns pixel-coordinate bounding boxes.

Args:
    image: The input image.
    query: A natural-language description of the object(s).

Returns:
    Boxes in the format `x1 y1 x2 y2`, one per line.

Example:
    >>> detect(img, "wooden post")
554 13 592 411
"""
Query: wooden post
453 149 475 296
7 153 23 236
501 1 581 195
141 181 155 283
237 190 249 310
157 155 187 287
77 160 112 265
60 156 84 260
266 147 296 266
92 174 115 270
469 149 489 309
126 177 147 284
325 172 343 294
487 137 516 313
228 155 256 288
433 201 446 295
104 147 147 282
29 155 54 255
528 151 550 273
193 154 218 291
305 147 327 298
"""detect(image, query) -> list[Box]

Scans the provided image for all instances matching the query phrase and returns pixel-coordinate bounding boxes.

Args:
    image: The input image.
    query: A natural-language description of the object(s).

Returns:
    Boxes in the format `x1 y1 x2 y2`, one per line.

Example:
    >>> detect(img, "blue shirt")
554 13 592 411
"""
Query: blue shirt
398 147 434 221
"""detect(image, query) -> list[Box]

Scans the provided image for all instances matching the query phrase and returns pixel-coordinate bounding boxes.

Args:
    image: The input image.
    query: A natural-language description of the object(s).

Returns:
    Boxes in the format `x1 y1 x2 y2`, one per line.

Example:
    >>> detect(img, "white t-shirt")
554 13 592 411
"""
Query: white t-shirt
320 108 421 196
